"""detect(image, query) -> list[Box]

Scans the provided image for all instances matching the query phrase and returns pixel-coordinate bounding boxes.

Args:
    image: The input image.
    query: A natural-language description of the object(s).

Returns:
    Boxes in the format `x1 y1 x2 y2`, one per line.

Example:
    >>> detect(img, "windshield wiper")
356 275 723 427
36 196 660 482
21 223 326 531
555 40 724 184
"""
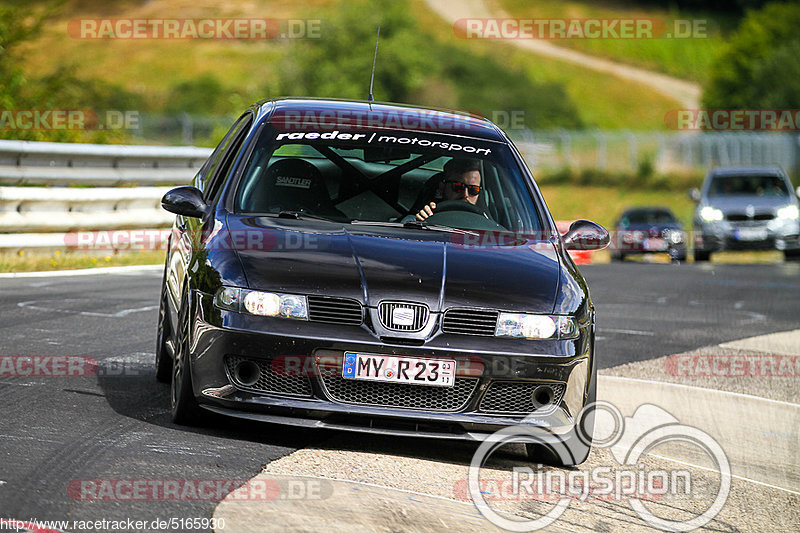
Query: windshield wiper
350 219 478 236
276 211 344 222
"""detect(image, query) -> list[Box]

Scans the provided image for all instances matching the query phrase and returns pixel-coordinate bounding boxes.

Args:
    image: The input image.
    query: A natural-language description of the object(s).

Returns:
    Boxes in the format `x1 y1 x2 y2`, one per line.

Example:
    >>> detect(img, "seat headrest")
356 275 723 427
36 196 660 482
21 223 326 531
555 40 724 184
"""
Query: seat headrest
265 158 322 191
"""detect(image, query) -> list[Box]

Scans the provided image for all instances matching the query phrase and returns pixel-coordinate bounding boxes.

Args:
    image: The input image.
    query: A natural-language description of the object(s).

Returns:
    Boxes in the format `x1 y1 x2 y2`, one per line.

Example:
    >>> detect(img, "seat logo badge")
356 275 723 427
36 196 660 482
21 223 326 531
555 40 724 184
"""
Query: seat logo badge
392 307 415 326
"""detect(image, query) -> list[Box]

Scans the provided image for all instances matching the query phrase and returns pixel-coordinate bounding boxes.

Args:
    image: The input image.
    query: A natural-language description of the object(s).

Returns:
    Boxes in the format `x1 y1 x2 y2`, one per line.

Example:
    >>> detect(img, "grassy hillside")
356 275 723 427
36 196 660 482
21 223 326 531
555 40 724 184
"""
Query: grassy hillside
9 0 683 142
498 0 729 83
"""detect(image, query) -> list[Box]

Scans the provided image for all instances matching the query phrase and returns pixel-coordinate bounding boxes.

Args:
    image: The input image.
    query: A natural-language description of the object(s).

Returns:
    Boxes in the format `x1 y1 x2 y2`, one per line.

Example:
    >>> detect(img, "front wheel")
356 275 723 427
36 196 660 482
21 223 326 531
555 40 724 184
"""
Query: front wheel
155 284 173 383
784 249 800 262
170 289 203 425
694 250 710 262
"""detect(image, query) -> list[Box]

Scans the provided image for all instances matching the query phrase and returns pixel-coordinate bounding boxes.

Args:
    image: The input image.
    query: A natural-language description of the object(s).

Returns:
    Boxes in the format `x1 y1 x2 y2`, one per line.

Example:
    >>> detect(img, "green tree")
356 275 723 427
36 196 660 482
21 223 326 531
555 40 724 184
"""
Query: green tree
275 0 581 130
703 2 800 109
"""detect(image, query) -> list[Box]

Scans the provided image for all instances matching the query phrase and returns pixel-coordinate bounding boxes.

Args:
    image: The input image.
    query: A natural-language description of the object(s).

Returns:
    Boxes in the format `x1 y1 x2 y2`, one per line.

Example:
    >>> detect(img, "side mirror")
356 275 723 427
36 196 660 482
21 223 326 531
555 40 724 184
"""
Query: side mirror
161 186 209 219
689 188 701 203
562 220 609 251
796 186 800 199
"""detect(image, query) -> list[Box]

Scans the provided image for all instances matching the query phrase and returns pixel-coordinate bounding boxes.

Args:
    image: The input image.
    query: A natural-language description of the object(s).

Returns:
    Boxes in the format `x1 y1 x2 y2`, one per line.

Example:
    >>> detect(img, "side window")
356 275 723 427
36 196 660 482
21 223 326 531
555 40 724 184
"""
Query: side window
201 114 252 201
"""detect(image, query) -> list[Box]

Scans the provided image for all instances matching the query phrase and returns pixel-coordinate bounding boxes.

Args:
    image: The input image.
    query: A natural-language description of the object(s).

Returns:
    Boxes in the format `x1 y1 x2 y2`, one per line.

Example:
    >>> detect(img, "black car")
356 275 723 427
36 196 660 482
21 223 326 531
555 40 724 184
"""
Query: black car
611 207 687 262
155 98 609 466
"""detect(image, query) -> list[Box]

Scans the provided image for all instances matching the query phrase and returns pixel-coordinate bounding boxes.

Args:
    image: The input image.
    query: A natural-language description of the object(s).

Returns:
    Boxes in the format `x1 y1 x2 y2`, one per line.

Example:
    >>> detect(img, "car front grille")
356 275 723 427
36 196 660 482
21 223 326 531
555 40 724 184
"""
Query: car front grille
441 308 498 336
307 296 363 326
726 213 775 222
225 355 313 397
378 301 429 332
320 375 478 411
479 381 566 414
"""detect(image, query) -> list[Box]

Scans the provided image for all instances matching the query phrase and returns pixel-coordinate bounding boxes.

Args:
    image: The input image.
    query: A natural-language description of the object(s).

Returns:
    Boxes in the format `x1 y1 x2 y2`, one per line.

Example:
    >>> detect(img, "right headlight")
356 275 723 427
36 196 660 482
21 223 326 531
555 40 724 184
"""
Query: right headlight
213 287 308 320
700 206 724 222
668 230 685 244
777 205 799 220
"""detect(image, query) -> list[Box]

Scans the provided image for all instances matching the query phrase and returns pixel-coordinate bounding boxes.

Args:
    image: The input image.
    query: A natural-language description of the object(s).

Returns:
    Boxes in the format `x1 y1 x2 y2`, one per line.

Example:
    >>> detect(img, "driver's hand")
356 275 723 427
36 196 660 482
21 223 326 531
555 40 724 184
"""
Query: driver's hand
416 202 436 221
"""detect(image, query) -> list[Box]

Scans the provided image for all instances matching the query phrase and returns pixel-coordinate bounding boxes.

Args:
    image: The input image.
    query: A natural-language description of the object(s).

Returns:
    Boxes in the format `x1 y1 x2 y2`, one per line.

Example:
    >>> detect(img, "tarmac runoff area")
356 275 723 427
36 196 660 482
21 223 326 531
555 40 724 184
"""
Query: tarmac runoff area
213 331 800 532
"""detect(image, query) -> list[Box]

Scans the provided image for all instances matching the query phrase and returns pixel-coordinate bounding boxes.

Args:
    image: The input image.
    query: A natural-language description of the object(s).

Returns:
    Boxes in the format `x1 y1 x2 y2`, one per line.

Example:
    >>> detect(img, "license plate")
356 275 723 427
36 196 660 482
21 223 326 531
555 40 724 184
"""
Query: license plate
644 238 666 251
342 352 456 387
735 228 768 241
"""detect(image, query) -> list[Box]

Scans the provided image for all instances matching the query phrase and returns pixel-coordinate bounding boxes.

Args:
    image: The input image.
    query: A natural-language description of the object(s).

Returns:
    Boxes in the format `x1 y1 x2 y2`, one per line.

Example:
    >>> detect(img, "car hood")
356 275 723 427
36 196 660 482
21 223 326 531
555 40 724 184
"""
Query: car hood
226 215 561 313
703 195 795 212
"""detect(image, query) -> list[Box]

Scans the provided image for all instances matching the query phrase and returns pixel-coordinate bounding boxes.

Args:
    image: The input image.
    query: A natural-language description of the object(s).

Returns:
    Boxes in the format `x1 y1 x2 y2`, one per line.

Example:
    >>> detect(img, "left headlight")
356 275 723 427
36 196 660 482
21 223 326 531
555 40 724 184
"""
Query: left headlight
495 313 579 340
214 287 308 320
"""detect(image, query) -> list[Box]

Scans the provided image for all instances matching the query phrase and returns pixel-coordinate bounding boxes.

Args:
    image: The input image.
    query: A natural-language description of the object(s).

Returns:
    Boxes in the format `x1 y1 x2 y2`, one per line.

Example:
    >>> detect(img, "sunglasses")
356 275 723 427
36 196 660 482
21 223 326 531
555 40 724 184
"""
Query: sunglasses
445 180 481 196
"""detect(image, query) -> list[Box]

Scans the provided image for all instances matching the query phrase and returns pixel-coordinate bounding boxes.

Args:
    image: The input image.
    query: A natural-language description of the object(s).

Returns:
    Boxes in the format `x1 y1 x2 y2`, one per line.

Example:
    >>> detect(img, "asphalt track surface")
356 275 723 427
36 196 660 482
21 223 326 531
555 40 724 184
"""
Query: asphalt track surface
0 261 798 530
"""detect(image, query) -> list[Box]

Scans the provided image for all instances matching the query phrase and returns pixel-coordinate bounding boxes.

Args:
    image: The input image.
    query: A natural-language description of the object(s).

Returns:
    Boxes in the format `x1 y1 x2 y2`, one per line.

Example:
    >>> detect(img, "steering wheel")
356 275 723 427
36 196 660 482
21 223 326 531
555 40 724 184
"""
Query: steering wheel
431 200 486 216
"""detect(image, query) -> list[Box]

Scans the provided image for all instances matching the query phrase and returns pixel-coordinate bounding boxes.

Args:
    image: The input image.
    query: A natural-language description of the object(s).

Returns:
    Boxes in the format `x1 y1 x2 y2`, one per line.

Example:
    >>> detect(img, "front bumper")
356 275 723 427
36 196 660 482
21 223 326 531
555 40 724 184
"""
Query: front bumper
613 232 687 258
188 292 594 441
694 219 800 252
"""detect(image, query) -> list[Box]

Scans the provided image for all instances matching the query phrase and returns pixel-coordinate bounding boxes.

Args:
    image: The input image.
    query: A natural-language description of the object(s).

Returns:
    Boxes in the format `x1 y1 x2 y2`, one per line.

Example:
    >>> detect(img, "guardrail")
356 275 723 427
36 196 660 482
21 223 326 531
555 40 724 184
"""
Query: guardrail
0 140 211 249
0 139 211 186
0 186 175 233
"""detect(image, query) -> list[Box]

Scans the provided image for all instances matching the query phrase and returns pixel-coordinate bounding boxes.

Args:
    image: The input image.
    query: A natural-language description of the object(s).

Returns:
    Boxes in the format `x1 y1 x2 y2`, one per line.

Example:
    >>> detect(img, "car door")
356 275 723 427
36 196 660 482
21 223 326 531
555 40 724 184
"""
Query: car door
165 113 254 314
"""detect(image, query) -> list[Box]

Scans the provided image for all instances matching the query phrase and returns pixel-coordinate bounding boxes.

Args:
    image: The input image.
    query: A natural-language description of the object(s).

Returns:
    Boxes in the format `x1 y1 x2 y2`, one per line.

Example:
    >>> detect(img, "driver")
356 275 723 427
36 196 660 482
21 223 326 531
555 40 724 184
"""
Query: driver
416 158 483 221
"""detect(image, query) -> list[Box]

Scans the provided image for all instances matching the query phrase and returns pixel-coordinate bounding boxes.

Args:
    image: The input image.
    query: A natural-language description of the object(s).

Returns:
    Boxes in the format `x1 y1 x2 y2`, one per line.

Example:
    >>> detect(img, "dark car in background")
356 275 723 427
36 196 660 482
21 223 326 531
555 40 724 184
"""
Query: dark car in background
611 207 687 262
155 98 609 466
691 166 800 261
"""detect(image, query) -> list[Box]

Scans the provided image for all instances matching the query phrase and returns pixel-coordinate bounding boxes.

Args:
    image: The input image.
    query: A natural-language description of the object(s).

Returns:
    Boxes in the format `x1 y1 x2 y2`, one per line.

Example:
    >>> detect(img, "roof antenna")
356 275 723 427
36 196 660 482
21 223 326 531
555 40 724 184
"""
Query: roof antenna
367 26 380 105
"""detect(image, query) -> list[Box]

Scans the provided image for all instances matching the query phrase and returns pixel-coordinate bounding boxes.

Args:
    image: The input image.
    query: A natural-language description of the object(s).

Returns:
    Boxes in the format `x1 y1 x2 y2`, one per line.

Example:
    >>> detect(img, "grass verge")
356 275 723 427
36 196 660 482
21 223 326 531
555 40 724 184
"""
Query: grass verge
0 250 166 273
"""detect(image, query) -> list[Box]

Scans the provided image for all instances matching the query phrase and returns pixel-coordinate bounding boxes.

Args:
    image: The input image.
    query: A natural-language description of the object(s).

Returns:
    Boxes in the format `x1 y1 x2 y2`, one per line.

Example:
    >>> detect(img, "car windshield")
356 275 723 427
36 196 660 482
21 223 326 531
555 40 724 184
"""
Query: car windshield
234 126 543 233
621 209 676 226
707 174 790 198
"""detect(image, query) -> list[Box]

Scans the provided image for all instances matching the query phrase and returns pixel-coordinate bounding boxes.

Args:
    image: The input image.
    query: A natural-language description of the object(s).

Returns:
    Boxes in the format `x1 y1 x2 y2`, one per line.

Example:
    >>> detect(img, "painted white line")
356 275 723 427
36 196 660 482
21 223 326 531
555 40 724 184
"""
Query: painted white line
0 434 63 444
644 451 800 496
599 374 800 408
17 299 158 318
598 373 800 494
601 328 655 336
0 264 162 278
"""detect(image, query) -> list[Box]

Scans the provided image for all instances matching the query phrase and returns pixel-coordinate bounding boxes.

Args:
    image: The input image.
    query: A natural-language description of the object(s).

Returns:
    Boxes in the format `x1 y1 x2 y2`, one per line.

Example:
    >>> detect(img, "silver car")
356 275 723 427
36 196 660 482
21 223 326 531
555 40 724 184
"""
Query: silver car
691 166 800 261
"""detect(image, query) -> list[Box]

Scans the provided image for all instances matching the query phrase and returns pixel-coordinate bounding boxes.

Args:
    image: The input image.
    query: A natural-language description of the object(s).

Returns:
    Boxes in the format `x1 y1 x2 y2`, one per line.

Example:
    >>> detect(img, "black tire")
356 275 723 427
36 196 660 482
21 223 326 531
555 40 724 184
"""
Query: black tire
612 252 626 261
694 250 710 262
784 249 800 261
526 361 597 467
155 283 173 383
170 288 203 425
